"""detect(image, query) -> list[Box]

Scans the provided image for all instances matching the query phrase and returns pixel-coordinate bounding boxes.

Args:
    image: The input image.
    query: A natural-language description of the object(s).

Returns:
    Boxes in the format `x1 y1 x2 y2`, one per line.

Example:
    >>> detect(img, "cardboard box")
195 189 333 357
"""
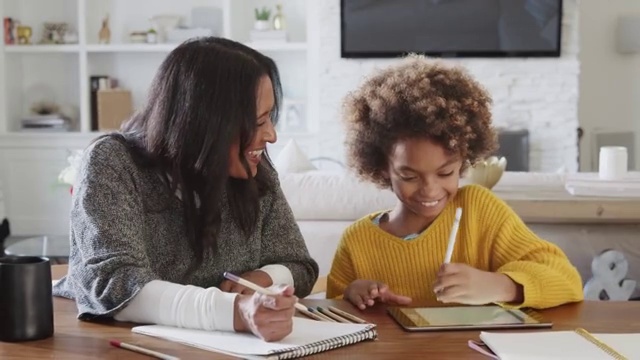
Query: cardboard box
97 89 133 131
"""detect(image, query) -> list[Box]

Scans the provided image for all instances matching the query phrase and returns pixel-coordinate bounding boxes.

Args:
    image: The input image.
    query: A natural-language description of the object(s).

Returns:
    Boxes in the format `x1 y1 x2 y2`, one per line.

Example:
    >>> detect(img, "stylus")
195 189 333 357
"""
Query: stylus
443 207 463 264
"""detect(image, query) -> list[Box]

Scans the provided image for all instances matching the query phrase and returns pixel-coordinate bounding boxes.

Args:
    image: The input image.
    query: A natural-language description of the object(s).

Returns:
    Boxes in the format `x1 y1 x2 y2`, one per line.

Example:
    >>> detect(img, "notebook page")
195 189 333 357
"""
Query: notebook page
479 331 612 360
592 333 640 359
132 317 373 356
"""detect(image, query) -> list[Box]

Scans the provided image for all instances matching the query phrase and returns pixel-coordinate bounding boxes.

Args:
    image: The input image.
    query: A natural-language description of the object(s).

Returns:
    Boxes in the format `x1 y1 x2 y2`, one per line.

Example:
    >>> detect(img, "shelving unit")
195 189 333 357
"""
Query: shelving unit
0 0 319 236
0 0 314 136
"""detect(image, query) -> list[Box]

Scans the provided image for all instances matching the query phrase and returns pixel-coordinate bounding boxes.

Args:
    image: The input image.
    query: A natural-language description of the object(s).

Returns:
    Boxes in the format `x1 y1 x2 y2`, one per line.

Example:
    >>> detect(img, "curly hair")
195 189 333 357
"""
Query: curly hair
343 55 498 188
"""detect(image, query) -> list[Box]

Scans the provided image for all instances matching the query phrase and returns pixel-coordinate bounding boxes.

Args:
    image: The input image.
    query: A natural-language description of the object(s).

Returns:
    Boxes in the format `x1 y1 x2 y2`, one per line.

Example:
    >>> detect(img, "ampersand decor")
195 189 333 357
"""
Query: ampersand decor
584 249 636 301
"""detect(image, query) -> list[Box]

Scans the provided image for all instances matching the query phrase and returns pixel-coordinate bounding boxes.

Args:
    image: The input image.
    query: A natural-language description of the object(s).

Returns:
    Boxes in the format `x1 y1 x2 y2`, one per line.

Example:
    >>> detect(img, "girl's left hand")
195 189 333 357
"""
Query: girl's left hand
220 270 273 294
432 263 522 305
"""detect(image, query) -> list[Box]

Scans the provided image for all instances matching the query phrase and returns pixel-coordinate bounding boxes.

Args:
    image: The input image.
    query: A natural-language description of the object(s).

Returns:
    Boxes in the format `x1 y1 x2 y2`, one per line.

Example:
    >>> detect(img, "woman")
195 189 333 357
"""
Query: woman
53 37 319 342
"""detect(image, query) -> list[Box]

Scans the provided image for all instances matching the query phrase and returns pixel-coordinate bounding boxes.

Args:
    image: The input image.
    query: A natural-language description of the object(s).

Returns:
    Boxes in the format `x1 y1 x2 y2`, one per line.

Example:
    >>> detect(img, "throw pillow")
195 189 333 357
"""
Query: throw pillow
273 139 317 173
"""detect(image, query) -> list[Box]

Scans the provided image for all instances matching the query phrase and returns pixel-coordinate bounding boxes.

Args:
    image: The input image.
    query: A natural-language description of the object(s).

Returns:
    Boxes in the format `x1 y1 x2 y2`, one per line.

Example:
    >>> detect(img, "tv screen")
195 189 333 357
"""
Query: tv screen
341 0 563 58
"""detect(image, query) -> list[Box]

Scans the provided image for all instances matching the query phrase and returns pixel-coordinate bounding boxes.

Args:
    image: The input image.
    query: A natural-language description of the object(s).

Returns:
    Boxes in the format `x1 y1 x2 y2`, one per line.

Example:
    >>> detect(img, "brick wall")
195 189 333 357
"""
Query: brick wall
295 0 580 172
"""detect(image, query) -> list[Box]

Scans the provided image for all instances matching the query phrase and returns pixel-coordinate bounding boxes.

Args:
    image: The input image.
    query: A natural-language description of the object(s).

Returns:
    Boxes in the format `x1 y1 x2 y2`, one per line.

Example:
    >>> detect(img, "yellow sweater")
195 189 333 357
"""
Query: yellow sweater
326 185 584 309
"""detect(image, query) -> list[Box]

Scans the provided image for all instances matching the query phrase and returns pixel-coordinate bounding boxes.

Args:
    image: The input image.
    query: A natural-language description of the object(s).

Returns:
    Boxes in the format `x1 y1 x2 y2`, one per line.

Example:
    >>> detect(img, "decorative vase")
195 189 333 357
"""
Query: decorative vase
98 15 111 44
16 25 32 44
465 156 507 189
272 4 285 30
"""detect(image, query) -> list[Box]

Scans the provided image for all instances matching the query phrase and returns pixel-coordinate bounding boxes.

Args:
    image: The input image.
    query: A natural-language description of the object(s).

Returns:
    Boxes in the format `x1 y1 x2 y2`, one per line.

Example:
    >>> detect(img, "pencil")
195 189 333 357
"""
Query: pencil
297 307 326 321
443 207 463 264
109 340 180 360
308 307 337 322
317 306 350 323
222 272 308 313
327 306 368 324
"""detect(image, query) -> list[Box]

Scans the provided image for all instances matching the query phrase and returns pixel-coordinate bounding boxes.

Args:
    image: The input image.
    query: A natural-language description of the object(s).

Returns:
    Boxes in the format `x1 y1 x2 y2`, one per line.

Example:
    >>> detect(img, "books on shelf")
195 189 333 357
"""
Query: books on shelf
90 76 132 131
90 75 112 131
20 114 70 132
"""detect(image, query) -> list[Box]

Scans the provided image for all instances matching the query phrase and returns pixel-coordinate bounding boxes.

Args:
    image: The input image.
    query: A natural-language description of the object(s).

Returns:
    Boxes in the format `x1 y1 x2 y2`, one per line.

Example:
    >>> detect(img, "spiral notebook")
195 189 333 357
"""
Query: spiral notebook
474 329 640 359
131 317 377 359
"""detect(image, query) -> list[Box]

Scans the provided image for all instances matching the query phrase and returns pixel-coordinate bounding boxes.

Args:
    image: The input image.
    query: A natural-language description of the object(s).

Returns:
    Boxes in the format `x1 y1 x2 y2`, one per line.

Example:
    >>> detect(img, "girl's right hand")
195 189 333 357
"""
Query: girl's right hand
233 285 297 342
344 280 412 310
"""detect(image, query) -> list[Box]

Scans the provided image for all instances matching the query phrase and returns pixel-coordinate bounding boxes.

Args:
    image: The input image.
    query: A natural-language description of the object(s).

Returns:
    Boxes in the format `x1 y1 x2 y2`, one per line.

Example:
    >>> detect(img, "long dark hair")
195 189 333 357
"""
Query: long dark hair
109 37 282 271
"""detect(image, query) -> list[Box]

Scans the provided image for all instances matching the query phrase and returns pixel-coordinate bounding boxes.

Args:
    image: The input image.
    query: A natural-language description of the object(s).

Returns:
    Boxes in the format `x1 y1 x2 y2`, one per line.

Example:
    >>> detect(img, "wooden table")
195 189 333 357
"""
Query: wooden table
2 299 640 359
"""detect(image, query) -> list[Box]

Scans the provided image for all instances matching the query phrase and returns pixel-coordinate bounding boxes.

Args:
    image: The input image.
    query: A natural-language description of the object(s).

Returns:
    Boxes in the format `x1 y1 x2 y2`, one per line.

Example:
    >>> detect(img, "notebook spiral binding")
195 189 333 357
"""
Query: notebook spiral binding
575 328 628 360
270 325 378 359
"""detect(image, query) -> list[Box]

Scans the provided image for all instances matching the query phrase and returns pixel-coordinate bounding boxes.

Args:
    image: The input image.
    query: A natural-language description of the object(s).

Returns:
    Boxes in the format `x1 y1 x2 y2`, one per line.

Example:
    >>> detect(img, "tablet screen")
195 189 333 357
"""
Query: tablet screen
414 306 524 326
388 305 548 331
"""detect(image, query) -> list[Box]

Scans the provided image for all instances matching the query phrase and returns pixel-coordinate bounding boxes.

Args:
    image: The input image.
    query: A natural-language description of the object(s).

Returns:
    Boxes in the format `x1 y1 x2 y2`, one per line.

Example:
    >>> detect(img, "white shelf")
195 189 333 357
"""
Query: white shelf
85 42 307 53
0 131 103 148
4 45 81 53
86 43 177 53
246 42 307 51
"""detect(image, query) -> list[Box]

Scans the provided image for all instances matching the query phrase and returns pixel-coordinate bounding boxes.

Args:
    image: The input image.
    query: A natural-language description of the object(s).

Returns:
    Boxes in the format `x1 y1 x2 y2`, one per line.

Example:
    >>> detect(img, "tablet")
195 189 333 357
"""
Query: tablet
387 305 552 332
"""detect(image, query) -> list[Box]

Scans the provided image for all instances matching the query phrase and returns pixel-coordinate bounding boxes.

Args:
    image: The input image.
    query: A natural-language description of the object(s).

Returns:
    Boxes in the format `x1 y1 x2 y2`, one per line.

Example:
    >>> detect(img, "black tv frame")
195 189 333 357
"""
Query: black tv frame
340 0 563 59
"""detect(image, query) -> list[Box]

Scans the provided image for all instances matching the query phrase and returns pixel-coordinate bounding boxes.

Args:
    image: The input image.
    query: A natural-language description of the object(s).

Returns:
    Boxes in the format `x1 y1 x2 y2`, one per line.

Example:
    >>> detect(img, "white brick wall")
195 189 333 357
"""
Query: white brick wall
298 0 579 172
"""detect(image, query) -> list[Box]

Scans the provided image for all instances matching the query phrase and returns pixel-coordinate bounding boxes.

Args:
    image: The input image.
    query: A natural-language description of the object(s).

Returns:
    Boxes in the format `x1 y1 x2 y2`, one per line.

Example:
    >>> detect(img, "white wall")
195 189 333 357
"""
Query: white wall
578 0 640 171
0 179 5 220
296 0 580 172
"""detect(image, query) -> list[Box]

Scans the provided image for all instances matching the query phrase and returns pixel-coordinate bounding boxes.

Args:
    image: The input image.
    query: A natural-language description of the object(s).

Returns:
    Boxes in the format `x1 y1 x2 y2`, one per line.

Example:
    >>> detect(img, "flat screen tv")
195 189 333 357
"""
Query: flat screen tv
341 0 563 58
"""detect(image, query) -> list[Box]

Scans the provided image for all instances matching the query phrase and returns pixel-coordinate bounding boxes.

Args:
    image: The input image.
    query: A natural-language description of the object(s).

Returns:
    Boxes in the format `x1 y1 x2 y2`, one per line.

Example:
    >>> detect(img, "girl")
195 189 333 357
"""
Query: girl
327 55 583 310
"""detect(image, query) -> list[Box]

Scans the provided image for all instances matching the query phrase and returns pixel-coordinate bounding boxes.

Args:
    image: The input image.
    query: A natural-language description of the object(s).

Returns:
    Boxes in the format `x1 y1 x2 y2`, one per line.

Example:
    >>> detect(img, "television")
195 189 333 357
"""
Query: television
341 0 563 58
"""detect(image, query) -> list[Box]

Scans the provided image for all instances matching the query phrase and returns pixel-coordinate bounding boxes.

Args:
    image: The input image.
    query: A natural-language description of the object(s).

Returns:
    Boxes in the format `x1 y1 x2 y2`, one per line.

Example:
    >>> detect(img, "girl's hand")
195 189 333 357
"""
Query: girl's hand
433 263 522 305
344 279 412 310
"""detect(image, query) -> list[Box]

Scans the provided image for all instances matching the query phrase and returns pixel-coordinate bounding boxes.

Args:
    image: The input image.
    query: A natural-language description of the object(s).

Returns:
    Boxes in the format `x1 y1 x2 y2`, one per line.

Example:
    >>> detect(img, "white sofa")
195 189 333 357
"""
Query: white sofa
279 170 395 277
278 169 640 299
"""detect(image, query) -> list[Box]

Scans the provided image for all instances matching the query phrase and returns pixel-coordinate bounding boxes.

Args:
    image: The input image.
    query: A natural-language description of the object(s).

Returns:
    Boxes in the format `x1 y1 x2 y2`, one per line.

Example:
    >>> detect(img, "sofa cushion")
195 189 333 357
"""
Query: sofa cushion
298 220 350 276
280 171 563 221
280 171 397 221
273 139 317 174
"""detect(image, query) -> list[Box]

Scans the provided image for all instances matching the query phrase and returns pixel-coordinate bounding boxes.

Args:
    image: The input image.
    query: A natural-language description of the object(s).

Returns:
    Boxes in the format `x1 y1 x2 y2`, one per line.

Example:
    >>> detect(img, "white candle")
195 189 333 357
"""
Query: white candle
598 146 628 180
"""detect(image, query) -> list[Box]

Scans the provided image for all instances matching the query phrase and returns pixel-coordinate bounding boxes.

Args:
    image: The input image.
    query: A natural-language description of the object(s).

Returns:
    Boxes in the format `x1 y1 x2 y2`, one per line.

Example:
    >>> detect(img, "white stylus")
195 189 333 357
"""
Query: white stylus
443 207 463 264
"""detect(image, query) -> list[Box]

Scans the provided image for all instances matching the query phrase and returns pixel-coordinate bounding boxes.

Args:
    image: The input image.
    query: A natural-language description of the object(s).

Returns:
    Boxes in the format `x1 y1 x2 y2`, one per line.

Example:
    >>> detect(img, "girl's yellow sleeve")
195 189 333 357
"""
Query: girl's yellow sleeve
490 209 584 309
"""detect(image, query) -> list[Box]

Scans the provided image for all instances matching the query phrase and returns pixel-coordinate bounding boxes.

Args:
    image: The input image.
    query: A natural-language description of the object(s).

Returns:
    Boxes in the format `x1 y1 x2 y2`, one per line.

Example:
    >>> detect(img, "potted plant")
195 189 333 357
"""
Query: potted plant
146 28 157 44
254 7 271 31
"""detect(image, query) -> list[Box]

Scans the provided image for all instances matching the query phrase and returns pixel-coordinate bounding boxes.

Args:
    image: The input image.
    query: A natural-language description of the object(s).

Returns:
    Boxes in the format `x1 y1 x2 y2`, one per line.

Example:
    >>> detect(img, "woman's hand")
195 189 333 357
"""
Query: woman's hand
233 285 297 342
433 263 523 305
344 279 412 310
220 270 273 294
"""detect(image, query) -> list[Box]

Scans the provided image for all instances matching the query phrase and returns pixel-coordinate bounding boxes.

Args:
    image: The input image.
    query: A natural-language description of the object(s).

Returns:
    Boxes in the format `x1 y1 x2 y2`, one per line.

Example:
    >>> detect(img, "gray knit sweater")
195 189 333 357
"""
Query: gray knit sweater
53 137 319 319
